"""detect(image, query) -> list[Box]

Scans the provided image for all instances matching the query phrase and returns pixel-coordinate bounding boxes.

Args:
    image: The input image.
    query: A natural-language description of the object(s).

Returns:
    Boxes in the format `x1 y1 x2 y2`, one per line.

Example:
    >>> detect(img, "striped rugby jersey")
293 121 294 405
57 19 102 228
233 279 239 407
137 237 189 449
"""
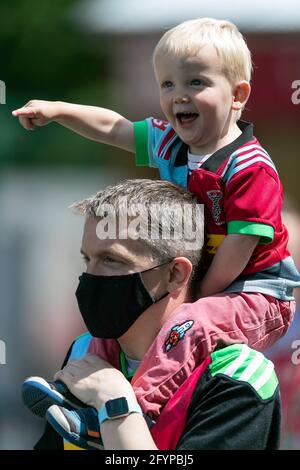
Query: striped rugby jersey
134 119 300 300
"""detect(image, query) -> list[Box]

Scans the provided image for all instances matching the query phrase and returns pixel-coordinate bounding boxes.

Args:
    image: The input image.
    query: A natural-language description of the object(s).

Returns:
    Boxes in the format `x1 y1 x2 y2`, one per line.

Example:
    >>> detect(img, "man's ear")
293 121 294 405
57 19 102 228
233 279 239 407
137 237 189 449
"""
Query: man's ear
167 257 193 294
232 81 251 111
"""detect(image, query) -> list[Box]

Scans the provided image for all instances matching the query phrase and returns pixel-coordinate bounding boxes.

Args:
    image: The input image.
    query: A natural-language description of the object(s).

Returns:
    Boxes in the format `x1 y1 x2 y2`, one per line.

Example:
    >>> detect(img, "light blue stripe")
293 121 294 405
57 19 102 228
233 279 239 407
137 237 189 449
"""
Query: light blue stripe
151 121 171 158
221 145 271 178
159 131 177 159
225 157 277 183
224 255 300 300
69 333 92 361
233 150 272 165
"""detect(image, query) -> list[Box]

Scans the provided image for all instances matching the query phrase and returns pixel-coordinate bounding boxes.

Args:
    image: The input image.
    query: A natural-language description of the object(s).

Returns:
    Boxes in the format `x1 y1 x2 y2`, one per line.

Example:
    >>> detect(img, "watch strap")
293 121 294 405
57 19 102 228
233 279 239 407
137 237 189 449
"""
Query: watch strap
98 397 142 425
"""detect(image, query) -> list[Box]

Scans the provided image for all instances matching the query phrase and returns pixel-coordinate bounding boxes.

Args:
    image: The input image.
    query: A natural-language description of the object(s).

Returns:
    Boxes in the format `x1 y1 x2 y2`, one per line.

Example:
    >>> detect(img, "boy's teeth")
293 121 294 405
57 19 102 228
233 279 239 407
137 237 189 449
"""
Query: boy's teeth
177 112 198 123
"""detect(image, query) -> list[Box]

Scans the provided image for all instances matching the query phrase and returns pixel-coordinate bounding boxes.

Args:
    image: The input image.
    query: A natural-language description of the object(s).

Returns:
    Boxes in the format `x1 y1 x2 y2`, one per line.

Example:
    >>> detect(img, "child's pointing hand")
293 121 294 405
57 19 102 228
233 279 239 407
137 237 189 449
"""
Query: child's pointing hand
12 100 59 130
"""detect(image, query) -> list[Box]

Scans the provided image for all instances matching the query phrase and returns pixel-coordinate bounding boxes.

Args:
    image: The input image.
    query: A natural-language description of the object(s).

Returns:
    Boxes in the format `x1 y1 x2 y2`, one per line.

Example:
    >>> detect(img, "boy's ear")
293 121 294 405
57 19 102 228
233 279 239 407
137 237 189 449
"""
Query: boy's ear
232 81 251 111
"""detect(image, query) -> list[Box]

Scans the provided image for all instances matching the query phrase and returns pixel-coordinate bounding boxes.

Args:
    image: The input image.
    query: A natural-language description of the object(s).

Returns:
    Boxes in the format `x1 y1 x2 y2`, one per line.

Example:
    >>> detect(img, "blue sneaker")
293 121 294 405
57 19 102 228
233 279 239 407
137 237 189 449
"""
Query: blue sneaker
46 404 104 450
46 403 155 450
22 376 87 418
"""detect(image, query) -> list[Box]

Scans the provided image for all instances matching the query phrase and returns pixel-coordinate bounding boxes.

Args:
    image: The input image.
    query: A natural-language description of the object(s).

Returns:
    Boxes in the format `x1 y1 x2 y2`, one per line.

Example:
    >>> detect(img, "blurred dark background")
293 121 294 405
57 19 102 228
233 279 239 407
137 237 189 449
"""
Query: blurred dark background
0 0 299 449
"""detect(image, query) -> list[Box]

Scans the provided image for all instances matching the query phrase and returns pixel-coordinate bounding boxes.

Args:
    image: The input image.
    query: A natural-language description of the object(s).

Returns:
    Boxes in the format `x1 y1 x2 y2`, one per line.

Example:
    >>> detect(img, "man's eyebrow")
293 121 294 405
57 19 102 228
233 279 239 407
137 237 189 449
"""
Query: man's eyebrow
80 247 135 265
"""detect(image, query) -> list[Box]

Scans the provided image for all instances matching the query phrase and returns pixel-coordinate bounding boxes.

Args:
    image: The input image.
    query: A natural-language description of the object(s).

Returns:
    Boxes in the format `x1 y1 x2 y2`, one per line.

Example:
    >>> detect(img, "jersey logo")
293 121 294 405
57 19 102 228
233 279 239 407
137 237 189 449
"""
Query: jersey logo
207 190 225 225
152 118 168 131
206 233 226 254
164 321 194 352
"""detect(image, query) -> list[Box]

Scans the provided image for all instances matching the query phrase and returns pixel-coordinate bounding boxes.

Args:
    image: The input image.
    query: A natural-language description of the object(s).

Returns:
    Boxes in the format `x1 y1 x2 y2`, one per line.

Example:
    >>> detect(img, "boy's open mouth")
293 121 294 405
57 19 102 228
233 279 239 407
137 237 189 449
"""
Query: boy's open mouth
176 112 199 125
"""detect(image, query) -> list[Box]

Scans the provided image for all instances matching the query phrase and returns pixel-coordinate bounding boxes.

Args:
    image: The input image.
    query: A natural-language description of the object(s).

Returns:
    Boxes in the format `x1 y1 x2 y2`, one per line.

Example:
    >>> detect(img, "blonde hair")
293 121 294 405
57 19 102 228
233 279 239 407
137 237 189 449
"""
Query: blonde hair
153 18 252 117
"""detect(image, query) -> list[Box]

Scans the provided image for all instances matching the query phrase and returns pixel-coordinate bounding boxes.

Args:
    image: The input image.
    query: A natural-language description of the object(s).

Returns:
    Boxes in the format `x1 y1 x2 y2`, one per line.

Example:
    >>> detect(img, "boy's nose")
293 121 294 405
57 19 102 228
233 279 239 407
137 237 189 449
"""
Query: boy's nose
174 95 190 104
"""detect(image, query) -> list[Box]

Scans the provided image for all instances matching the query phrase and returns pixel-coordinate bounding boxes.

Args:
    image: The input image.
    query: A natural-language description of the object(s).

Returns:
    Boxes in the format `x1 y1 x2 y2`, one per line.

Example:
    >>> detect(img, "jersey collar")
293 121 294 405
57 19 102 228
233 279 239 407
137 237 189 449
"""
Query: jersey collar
174 120 254 171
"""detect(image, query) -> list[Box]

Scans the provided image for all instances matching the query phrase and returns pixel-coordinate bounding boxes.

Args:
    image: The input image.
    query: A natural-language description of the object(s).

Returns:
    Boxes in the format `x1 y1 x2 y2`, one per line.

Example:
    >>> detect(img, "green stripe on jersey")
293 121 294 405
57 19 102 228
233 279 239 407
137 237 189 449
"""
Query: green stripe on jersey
227 221 274 244
210 344 278 400
133 120 150 166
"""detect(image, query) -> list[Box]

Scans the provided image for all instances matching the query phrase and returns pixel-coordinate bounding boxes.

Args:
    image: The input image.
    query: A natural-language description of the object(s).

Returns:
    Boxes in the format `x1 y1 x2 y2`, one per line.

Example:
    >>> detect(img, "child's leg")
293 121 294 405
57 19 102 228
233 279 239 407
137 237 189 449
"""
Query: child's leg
192 292 295 353
130 292 295 418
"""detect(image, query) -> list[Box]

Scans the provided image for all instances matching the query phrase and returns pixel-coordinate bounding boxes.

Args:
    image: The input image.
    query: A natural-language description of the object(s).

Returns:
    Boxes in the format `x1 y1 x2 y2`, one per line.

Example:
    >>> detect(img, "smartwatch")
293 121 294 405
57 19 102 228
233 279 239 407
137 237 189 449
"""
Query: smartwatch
98 397 142 425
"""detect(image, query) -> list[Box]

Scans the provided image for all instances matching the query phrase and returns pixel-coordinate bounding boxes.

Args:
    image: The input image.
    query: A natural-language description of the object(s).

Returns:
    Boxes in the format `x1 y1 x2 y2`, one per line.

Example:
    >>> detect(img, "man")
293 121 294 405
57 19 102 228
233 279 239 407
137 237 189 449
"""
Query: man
29 179 280 450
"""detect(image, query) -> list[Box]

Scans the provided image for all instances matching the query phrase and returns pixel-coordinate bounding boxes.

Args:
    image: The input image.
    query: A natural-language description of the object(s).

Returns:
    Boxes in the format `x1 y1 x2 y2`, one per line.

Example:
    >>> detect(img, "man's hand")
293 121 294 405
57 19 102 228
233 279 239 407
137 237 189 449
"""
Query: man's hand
12 100 60 130
54 355 158 450
54 355 136 411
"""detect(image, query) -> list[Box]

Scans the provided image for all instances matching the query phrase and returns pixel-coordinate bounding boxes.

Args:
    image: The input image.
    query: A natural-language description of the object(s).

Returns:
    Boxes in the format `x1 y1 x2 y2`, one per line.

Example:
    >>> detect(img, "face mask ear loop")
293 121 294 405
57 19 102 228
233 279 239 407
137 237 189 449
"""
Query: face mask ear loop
140 259 173 274
139 259 173 303
137 272 156 303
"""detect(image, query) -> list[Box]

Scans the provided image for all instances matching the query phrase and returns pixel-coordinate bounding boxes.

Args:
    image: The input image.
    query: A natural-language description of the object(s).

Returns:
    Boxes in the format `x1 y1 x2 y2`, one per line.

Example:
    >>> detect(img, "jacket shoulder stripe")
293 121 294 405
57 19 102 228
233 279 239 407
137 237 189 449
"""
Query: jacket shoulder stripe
222 344 251 377
210 345 278 400
238 351 265 381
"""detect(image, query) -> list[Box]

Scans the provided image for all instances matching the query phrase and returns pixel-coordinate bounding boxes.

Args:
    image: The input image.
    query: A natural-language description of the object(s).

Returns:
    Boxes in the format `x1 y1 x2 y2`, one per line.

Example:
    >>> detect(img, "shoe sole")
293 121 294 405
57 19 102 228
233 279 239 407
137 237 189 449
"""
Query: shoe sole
22 377 81 418
46 405 104 450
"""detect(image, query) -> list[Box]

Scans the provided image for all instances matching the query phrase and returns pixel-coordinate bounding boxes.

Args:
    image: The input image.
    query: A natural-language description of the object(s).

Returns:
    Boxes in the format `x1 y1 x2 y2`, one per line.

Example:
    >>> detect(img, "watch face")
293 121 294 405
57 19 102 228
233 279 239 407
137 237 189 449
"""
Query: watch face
106 397 129 418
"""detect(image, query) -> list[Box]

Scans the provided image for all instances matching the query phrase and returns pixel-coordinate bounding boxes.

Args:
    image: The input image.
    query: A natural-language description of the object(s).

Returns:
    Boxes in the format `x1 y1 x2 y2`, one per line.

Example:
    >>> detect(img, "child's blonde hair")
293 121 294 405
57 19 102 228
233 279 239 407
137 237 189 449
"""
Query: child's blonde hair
153 17 252 93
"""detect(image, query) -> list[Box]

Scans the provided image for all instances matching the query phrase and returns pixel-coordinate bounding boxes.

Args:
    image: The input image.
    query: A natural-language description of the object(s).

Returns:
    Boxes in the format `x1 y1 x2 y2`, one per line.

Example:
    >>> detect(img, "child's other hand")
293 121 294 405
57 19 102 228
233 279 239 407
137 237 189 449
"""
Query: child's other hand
12 100 59 130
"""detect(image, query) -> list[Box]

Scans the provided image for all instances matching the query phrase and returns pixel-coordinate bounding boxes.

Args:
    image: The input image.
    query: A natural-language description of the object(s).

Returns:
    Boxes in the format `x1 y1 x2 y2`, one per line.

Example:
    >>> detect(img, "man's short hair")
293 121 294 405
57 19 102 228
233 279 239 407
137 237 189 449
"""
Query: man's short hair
71 179 204 273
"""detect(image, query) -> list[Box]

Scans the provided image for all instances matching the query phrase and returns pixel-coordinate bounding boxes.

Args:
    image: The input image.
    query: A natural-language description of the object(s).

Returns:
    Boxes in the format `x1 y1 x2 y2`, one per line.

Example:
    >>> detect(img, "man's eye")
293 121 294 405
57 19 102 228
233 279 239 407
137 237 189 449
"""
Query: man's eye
103 256 120 264
161 81 173 89
190 79 203 86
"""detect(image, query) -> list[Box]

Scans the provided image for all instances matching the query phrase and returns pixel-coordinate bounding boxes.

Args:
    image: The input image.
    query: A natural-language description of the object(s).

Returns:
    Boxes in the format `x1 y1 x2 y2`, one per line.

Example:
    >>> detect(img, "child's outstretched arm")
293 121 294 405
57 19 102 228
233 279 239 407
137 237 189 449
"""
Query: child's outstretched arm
12 100 134 153
199 234 260 298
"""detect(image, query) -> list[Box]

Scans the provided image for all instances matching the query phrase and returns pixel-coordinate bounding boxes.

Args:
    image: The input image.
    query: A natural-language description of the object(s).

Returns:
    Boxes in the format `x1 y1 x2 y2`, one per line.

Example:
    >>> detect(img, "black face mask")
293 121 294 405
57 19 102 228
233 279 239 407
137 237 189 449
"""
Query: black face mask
75 261 170 339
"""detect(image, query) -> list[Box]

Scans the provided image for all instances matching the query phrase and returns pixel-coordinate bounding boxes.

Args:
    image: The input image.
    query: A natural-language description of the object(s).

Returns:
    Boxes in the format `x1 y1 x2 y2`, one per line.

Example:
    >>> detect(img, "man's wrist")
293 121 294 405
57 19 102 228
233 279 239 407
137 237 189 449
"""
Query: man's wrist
94 383 137 411
98 397 142 426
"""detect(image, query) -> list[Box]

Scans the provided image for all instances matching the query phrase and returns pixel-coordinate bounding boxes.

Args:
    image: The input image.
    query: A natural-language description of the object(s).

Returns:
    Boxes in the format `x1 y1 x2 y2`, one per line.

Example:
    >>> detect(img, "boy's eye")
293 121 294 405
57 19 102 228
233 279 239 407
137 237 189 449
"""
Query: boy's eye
161 81 173 89
190 79 203 86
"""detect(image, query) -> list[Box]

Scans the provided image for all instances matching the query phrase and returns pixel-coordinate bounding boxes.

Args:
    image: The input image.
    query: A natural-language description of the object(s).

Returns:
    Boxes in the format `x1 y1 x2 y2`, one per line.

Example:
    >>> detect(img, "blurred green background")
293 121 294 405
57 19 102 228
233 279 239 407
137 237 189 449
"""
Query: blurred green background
0 0 154 174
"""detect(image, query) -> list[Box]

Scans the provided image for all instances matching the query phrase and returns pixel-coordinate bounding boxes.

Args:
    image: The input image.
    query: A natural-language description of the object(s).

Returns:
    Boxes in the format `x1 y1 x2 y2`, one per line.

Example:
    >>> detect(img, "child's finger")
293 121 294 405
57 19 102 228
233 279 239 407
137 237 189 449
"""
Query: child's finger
19 116 35 131
12 107 37 118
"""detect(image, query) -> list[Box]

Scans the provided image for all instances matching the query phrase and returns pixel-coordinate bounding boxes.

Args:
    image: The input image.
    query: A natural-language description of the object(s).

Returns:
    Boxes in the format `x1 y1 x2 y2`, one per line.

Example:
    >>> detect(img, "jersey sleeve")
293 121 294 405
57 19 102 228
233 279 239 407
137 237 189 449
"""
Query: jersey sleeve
133 118 171 168
176 371 281 450
224 164 282 244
